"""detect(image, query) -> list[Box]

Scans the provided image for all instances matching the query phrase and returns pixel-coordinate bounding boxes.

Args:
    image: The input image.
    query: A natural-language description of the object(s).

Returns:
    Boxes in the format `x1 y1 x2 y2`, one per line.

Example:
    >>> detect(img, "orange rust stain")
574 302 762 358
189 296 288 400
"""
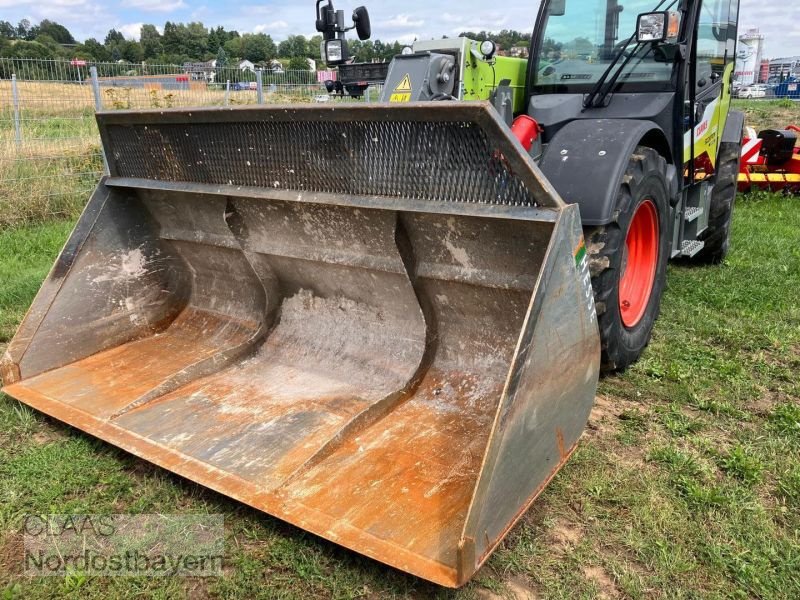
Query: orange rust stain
19 308 256 419
279 368 504 566
2 383 461 586
556 427 567 461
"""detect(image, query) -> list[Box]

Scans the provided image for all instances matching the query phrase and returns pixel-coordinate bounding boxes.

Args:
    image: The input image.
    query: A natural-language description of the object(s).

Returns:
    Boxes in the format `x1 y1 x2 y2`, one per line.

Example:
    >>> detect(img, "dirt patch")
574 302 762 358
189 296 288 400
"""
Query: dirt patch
31 426 66 445
0 531 24 577
183 578 212 599
749 391 790 417
582 565 621 599
586 395 642 436
477 575 541 600
548 518 583 553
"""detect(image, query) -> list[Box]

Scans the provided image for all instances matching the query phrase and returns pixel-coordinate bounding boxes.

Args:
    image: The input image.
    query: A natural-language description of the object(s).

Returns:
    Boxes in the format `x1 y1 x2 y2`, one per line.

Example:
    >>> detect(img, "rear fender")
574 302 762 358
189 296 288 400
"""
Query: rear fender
539 119 677 225
721 110 745 147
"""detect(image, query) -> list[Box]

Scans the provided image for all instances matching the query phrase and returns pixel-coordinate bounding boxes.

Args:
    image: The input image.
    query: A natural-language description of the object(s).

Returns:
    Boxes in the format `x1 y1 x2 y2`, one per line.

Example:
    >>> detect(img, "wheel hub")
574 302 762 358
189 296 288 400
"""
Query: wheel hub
618 199 659 328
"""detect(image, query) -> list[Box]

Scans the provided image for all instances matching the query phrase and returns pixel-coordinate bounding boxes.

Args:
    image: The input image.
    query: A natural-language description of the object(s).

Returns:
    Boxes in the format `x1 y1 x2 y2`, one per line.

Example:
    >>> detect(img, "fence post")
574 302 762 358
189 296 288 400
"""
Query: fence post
256 69 264 104
90 66 103 111
90 66 111 175
11 74 22 148
225 80 230 106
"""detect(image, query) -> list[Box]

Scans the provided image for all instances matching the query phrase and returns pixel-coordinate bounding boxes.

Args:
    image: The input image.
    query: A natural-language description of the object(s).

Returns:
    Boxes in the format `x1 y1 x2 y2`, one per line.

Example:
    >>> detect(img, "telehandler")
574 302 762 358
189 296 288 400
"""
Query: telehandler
2 0 743 587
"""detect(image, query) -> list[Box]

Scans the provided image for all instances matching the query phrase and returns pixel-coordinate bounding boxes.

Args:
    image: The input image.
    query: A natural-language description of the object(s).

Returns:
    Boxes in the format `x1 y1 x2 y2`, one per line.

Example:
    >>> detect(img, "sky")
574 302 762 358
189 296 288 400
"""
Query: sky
2 0 799 58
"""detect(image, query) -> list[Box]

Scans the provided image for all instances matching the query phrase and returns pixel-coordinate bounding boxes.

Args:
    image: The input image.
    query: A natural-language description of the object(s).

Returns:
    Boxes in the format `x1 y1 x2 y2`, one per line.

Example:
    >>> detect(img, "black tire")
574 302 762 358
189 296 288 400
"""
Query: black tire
695 141 740 263
584 147 671 373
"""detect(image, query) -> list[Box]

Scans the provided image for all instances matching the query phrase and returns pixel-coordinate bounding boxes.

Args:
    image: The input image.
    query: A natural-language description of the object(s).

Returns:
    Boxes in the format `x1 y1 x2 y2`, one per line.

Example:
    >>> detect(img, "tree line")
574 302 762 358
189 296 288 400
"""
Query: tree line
0 18 416 69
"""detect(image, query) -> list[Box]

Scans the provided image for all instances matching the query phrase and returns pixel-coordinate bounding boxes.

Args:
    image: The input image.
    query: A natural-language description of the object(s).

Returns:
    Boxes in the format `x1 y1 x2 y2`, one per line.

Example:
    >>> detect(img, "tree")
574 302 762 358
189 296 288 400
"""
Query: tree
352 40 374 62
140 24 162 59
105 29 125 47
81 38 111 61
0 40 53 59
278 35 308 58
185 22 209 58
307 35 323 59
240 33 276 63
288 56 310 71
74 38 109 61
0 21 16 39
17 19 38 40
121 40 143 63
216 45 228 68
162 21 209 59
111 46 122 62
37 20 75 45
34 34 61 53
224 36 243 60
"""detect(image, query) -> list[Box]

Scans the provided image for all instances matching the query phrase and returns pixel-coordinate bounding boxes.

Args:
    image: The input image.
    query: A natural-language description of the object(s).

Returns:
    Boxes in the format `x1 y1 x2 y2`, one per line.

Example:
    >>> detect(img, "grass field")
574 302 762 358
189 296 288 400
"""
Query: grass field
0 80 360 227
0 100 798 599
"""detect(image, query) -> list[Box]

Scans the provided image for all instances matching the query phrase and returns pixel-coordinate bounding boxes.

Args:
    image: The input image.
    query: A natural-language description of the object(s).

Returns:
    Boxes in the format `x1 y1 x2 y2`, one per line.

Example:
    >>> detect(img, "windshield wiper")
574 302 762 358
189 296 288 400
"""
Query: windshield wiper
583 34 640 109
583 0 674 110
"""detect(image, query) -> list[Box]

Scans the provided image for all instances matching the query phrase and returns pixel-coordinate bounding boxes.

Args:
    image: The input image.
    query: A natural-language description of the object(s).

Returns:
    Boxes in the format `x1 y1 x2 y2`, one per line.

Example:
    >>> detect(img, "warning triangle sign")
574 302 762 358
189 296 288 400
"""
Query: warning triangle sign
394 74 413 93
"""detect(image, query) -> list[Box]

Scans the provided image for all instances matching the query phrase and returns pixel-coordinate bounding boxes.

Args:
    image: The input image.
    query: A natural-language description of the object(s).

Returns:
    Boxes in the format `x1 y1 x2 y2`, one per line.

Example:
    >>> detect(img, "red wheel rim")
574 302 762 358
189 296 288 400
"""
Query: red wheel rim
619 199 659 328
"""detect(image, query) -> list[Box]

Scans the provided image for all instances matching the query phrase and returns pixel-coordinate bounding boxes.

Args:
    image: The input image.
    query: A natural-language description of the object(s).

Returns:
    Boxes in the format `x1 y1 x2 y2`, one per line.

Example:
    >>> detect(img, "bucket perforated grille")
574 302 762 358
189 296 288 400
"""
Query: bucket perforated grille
105 117 538 206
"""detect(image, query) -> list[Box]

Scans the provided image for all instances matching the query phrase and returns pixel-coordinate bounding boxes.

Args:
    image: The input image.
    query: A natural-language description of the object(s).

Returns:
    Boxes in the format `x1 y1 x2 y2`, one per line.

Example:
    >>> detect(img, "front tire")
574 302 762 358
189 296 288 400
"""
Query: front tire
585 147 671 373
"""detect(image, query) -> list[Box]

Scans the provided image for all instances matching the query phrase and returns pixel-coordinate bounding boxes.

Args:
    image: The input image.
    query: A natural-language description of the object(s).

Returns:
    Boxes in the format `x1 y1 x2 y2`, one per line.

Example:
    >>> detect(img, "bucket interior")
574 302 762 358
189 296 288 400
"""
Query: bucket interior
4 185 556 580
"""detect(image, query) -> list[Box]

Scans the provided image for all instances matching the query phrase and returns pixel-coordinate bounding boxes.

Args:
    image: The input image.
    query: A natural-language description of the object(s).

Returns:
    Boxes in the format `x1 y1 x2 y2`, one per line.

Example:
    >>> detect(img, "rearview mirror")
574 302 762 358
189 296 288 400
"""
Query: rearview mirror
549 0 566 17
353 6 371 40
636 11 681 44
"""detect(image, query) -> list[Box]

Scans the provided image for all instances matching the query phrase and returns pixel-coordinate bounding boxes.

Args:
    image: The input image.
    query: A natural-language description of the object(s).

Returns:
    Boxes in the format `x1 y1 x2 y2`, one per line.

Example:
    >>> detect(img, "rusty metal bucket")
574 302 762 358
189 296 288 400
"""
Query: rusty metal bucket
1 103 599 587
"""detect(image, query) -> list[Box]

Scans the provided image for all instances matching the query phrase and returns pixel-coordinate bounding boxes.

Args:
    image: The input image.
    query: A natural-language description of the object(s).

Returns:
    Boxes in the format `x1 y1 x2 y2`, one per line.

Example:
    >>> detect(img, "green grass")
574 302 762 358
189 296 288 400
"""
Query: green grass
0 193 798 599
732 99 799 131
0 221 74 344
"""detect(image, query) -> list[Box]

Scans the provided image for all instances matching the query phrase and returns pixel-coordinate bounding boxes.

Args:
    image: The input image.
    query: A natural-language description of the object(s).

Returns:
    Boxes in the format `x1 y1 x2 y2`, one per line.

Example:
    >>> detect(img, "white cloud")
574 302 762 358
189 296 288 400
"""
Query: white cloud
442 10 510 34
119 23 144 40
381 15 425 29
396 33 420 45
122 0 186 12
254 20 289 34
0 0 87 5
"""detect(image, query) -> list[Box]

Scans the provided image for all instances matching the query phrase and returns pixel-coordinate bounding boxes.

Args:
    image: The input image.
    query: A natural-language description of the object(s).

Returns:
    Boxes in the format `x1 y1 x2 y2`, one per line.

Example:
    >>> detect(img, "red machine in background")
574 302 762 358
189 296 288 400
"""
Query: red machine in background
739 125 800 193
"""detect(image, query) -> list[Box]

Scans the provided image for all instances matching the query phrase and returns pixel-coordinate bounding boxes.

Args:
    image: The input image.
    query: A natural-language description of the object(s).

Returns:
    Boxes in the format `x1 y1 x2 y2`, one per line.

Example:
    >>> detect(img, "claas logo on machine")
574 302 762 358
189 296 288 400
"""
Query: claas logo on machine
390 74 412 103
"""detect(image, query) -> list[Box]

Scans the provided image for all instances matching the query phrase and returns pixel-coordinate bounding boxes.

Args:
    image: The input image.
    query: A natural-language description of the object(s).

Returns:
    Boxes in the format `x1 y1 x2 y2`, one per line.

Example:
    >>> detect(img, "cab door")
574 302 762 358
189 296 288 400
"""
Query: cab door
686 0 739 179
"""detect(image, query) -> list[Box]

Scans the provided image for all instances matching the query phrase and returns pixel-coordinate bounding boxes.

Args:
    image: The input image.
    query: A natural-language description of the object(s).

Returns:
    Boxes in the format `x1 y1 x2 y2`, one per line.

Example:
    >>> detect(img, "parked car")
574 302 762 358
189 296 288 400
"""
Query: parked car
739 85 768 99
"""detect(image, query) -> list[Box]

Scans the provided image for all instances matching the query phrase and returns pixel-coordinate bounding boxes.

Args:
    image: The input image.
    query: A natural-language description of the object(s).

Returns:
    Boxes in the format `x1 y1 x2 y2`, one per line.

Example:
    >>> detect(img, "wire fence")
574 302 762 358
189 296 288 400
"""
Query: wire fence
735 85 800 101
0 58 384 228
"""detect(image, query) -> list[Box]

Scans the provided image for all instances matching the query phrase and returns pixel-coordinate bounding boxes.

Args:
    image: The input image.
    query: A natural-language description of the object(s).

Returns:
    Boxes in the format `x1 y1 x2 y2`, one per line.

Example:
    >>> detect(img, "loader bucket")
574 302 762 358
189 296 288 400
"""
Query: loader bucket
2 103 600 587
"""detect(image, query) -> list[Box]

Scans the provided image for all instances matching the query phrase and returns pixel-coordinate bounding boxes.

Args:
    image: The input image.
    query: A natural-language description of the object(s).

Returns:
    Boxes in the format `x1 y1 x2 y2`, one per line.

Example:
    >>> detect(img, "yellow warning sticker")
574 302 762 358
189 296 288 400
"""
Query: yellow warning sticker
395 74 412 92
389 74 413 102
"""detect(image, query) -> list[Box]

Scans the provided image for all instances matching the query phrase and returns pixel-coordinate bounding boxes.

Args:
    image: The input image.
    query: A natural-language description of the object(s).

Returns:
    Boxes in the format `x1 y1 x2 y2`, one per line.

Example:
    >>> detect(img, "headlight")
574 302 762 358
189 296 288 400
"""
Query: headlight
326 40 344 62
480 40 497 59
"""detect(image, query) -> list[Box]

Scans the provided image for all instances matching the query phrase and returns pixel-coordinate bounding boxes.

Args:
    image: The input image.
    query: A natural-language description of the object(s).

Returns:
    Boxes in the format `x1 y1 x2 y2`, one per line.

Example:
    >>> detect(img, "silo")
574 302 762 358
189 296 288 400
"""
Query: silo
736 28 764 86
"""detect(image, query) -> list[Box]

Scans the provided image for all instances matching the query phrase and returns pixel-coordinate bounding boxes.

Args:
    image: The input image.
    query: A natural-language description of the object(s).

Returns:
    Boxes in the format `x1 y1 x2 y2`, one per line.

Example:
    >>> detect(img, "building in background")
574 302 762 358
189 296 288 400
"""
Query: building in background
768 56 800 83
759 60 770 84
735 28 765 86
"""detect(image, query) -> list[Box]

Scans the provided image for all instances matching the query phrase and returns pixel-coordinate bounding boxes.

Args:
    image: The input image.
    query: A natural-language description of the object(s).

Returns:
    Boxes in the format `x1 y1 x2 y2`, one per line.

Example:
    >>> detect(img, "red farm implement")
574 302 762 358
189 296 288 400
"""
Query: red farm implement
739 125 800 193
